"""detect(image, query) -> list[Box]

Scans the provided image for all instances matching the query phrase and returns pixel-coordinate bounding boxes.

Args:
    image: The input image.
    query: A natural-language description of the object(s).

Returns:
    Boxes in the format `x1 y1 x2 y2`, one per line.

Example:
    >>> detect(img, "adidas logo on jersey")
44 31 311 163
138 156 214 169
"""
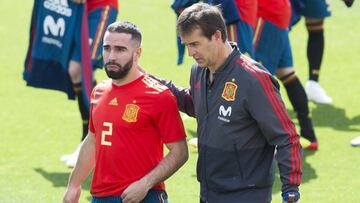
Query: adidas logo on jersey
108 98 118 106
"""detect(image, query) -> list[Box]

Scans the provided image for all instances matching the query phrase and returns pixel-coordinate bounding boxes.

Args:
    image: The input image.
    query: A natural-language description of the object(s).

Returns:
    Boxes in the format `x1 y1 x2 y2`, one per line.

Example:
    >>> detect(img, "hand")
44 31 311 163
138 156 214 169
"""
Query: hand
71 0 86 4
121 180 151 203
63 186 81 203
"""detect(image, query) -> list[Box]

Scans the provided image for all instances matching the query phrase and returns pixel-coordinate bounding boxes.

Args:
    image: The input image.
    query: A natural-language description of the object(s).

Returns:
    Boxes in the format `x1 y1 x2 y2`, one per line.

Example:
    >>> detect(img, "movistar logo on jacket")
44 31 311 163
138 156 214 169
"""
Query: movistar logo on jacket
43 16 65 37
218 105 232 123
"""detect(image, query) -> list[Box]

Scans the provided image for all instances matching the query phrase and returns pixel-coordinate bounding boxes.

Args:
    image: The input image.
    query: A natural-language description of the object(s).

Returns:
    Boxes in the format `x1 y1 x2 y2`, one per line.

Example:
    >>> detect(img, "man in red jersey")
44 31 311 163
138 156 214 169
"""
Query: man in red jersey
61 0 119 168
63 21 188 203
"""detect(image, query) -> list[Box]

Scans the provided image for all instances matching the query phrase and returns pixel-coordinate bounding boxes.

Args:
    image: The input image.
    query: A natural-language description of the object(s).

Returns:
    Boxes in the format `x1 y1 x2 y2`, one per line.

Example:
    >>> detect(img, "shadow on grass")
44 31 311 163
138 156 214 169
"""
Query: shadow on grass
287 104 360 132
312 104 360 131
34 168 93 200
34 168 92 191
272 150 317 195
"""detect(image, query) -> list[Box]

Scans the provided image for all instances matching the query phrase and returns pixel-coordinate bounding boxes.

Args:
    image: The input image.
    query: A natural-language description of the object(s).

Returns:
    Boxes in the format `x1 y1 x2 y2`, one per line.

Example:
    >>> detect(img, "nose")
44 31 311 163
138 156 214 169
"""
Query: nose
187 47 196 57
108 50 117 61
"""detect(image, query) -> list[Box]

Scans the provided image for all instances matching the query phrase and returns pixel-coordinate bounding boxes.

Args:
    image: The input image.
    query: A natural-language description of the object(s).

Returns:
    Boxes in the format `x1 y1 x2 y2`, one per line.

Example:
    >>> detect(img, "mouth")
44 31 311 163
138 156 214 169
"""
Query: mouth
194 57 202 63
106 64 121 71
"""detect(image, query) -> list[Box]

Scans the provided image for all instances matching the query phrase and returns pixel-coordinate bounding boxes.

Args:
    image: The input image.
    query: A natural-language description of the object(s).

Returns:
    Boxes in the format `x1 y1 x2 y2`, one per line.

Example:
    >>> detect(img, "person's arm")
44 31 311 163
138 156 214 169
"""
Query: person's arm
163 79 195 117
121 139 188 203
246 72 302 202
63 132 96 203
148 74 195 117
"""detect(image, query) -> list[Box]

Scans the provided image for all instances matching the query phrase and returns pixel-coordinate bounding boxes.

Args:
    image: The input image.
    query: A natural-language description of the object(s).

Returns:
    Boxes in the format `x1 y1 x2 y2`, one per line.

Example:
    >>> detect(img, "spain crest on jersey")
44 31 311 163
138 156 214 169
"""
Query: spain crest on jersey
221 82 237 101
122 104 140 123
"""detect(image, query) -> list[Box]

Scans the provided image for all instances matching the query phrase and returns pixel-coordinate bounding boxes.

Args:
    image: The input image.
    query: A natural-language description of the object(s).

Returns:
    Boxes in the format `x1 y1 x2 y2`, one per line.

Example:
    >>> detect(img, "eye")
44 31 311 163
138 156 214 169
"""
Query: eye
187 42 198 48
103 46 110 51
114 46 127 52
115 47 124 52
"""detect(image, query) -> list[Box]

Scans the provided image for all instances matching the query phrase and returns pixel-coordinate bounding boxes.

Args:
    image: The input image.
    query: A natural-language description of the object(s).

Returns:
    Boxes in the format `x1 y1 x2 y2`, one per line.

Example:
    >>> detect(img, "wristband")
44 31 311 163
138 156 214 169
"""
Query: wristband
282 191 300 202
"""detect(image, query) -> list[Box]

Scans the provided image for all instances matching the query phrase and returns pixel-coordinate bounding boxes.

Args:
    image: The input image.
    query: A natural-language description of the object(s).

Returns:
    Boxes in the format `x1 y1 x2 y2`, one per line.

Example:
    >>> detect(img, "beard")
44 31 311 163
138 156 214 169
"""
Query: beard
104 57 133 80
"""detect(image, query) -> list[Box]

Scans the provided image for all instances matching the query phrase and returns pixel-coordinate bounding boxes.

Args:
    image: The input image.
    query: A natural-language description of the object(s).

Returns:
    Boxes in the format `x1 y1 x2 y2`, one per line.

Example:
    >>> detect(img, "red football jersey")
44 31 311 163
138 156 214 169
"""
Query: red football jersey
234 0 258 30
89 75 186 197
87 0 118 12
257 0 291 29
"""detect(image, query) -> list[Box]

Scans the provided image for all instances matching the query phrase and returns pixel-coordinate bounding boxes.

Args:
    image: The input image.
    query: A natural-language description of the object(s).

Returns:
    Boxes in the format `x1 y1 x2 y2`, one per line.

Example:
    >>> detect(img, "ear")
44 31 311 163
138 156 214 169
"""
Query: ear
213 30 222 41
134 47 142 63
136 47 142 57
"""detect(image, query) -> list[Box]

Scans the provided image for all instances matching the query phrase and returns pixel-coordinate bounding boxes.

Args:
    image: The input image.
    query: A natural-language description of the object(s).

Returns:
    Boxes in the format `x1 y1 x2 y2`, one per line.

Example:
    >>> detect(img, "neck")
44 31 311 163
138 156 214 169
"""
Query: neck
111 65 143 86
208 41 233 74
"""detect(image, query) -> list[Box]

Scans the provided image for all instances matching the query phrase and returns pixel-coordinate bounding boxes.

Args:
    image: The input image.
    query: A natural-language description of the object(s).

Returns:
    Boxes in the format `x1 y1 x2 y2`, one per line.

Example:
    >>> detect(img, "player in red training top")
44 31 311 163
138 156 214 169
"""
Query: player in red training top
63 21 188 203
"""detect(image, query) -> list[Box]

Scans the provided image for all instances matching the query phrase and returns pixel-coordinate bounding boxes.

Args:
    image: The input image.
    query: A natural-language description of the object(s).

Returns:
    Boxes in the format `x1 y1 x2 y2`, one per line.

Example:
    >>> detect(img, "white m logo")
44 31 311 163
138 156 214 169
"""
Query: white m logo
43 15 65 37
219 105 232 117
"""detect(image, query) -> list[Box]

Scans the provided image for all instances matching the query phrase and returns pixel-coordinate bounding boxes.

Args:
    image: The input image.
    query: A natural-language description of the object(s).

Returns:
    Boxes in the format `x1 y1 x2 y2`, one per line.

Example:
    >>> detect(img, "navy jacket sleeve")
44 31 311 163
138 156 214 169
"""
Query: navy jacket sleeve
245 71 302 193
163 80 195 117
149 74 195 117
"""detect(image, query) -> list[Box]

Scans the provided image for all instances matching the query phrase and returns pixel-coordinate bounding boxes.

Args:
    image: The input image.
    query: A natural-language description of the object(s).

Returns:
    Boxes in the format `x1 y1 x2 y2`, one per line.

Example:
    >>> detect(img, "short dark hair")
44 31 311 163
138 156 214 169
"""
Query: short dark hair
106 21 142 46
176 3 227 42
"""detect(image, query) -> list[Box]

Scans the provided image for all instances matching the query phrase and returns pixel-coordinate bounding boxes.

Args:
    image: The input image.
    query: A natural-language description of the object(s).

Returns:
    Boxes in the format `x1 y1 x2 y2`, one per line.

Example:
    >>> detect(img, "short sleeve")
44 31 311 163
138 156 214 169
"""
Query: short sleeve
152 90 187 143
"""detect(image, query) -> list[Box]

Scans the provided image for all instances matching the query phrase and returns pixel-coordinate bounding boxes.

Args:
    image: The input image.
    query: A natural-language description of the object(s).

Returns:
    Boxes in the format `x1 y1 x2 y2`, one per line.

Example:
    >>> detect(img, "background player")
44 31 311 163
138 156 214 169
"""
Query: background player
61 0 119 168
254 0 318 150
290 0 333 104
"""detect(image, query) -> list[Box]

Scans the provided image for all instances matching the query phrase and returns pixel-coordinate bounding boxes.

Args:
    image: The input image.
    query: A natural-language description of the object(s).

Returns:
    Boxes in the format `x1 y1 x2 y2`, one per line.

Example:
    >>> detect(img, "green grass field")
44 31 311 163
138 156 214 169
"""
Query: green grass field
0 0 360 202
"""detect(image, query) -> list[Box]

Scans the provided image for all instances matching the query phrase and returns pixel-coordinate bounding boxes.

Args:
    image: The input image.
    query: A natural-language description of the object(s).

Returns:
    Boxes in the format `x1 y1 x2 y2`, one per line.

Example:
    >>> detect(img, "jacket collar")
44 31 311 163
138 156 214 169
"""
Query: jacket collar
212 43 240 75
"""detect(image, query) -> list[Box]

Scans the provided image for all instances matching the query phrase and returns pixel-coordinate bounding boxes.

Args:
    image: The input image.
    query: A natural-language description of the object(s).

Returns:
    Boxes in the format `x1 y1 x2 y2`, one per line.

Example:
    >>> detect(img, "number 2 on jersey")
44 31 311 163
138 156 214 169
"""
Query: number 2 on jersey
101 122 112 146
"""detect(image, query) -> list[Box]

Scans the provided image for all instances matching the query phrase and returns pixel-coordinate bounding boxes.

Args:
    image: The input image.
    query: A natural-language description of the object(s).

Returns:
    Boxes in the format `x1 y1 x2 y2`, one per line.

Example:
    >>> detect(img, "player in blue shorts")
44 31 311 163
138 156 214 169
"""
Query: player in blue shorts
291 0 355 104
291 0 333 104
226 19 253 57
255 0 319 150
227 0 257 57
61 0 118 168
